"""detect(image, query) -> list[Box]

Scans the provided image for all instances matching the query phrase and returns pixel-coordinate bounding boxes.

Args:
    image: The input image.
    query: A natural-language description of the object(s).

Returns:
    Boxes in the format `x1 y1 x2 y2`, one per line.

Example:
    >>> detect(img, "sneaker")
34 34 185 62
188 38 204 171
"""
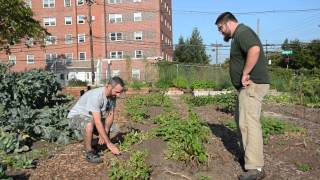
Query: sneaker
239 169 266 180
85 150 103 163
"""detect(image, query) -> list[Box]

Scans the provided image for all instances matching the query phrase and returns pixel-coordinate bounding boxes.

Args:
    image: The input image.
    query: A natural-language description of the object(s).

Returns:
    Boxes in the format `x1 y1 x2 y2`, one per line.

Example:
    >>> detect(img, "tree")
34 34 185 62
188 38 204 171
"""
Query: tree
173 36 187 62
0 0 48 54
173 28 210 64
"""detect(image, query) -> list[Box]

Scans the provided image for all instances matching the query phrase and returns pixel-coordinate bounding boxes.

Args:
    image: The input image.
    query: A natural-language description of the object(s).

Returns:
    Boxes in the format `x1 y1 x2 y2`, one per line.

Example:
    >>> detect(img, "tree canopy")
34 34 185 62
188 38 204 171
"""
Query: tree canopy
0 0 48 54
173 28 210 64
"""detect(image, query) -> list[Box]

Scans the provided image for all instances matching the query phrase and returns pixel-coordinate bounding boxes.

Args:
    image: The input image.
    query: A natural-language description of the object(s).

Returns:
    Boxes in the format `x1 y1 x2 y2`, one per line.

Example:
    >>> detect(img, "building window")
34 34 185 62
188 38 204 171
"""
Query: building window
108 0 121 4
65 53 73 64
132 69 140 80
110 51 123 59
8 55 16 65
109 14 122 23
25 37 34 46
45 36 57 45
112 70 120 77
64 0 71 7
43 17 56 26
27 55 34 64
25 0 32 8
65 16 72 25
133 0 141 2
77 15 85 24
78 33 85 43
65 34 73 44
45 53 57 64
77 0 84 5
109 32 123 41
134 31 142 40
135 50 143 58
134 12 142 22
79 52 86 60
43 0 55 8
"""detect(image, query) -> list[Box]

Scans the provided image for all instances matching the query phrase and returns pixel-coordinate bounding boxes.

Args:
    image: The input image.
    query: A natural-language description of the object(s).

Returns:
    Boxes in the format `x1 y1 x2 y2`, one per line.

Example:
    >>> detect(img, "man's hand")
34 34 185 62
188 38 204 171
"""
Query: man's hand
98 135 105 145
242 74 251 88
107 143 120 155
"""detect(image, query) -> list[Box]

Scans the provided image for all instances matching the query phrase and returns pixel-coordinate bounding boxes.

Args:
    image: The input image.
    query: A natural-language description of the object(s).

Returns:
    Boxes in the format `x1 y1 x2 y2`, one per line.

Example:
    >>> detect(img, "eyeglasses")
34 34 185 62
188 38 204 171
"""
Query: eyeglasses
217 24 225 32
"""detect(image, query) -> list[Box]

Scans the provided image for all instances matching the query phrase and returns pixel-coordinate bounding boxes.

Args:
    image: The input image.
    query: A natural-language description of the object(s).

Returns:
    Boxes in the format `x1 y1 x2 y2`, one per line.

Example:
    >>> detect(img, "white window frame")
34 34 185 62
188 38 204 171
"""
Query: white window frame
79 52 86 60
134 31 143 40
26 37 34 46
78 33 86 43
132 69 140 80
65 53 73 64
65 16 72 25
77 0 84 6
45 36 57 45
133 0 141 2
108 0 122 4
65 34 73 44
64 0 71 7
112 70 120 77
109 14 122 23
43 0 55 8
27 55 34 64
43 17 56 26
45 53 57 64
110 51 123 59
8 55 16 65
134 12 142 22
109 32 123 41
77 15 85 24
135 50 143 58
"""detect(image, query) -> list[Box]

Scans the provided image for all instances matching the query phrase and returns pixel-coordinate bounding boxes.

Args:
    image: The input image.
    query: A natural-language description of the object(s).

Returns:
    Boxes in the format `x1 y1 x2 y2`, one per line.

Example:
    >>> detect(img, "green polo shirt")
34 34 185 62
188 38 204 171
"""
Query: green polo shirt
230 24 270 89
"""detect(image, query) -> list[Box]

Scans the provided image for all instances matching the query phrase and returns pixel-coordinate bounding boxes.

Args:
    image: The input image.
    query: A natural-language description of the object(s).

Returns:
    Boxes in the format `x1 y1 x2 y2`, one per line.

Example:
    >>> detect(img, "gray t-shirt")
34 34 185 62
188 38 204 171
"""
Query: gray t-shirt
67 87 116 118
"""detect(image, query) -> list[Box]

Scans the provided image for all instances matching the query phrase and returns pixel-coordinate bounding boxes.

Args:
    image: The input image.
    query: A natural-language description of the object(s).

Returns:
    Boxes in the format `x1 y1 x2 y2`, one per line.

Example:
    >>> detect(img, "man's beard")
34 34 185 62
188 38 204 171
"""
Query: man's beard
223 33 231 42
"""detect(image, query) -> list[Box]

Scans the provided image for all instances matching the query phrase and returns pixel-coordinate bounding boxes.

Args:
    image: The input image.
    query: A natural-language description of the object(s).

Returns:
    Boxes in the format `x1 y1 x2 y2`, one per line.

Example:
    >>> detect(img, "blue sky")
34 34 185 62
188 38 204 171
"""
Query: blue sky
172 0 320 63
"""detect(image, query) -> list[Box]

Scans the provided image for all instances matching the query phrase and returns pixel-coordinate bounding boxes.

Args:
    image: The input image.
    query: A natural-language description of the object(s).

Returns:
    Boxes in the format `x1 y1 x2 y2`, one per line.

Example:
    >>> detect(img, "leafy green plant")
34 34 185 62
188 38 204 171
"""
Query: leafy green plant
185 92 237 114
0 129 29 153
224 117 305 144
172 76 188 89
2 154 34 169
129 81 149 90
0 163 8 179
108 150 150 180
119 131 151 151
154 112 210 164
191 80 216 90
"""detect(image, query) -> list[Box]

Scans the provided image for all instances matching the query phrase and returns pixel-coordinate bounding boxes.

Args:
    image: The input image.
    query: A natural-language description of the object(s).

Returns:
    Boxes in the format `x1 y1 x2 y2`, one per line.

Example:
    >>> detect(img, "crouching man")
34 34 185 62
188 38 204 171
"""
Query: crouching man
67 76 125 163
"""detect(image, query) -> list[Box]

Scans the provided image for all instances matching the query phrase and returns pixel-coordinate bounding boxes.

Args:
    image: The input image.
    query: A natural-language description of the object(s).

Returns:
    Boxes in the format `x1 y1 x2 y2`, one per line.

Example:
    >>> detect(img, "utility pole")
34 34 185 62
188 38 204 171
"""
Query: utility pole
86 0 95 85
211 42 222 64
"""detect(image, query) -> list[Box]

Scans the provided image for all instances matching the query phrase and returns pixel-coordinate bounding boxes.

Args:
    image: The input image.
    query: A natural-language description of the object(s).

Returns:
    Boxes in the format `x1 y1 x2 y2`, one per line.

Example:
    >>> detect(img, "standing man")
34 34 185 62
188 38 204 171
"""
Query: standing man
67 76 125 163
215 12 270 180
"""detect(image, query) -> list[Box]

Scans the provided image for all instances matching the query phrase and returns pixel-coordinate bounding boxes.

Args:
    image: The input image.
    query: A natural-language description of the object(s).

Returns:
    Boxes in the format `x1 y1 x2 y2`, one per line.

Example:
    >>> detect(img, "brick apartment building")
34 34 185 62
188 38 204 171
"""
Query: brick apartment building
0 0 173 85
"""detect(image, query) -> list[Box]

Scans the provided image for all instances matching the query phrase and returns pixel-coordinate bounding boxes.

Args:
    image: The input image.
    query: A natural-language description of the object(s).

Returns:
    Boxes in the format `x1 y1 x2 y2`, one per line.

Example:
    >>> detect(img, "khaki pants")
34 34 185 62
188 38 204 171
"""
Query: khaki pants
235 83 269 170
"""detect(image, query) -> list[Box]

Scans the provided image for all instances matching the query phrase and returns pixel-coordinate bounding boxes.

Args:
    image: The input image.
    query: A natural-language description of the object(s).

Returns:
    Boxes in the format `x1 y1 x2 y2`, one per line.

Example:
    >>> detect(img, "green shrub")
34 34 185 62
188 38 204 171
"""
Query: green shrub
191 80 217 90
129 81 149 90
67 78 88 87
172 76 188 89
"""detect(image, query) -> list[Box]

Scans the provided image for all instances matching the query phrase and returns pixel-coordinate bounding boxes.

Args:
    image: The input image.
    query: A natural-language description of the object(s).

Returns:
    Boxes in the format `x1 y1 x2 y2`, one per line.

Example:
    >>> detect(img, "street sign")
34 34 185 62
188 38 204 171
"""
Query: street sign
281 50 293 55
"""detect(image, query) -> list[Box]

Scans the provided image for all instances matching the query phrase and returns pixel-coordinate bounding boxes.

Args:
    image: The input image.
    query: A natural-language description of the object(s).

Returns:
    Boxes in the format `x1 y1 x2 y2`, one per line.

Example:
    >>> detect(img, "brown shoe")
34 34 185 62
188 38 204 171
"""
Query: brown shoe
239 169 265 180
